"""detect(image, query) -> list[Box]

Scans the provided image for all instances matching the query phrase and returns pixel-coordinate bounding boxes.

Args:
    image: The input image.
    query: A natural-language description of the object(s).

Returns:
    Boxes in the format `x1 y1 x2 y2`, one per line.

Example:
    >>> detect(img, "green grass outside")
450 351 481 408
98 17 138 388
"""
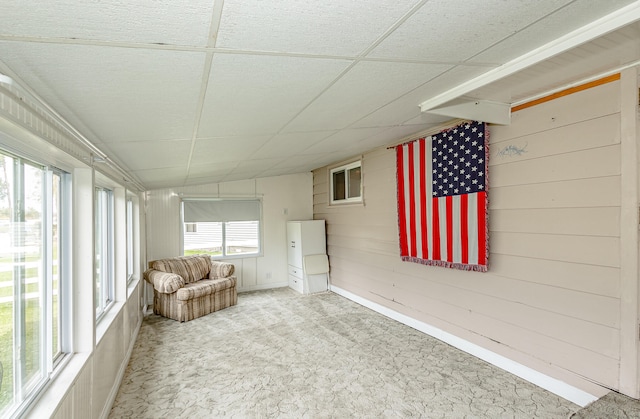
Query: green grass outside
0 302 14 411
0 299 42 412
184 248 222 256
0 268 39 299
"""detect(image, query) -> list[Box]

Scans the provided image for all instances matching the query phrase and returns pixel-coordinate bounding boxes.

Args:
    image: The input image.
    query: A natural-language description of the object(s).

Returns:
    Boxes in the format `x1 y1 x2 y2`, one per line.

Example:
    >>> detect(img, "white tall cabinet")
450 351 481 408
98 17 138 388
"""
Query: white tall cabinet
287 220 327 294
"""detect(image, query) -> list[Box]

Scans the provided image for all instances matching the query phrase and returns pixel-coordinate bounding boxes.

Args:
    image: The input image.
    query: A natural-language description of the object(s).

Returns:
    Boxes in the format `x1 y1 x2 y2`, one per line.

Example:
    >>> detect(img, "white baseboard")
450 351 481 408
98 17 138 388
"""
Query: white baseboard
330 285 599 407
238 281 288 293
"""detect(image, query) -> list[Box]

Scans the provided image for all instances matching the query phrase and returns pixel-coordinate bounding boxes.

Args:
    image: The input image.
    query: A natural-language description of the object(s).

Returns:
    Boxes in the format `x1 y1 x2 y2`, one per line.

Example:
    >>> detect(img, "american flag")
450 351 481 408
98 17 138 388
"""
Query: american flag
395 121 488 271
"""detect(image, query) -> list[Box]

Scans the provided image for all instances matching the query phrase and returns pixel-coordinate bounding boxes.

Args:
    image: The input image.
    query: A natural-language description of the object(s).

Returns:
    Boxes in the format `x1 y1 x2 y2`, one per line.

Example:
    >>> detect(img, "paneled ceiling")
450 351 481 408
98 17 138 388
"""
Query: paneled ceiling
0 0 639 190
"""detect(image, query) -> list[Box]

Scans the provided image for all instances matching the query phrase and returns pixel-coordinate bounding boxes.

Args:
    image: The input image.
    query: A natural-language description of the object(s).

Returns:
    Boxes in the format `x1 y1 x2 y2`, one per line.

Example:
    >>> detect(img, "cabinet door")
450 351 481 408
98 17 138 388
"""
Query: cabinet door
287 222 302 268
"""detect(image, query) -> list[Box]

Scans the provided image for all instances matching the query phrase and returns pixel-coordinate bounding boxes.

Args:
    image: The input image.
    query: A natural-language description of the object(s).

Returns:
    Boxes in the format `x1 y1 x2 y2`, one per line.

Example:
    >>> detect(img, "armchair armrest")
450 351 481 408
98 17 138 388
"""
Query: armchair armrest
144 269 185 294
209 261 235 279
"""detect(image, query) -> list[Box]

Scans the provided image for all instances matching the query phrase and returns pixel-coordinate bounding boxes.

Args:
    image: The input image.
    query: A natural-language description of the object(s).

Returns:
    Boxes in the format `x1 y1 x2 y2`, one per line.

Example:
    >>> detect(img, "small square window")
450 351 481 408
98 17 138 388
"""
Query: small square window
330 161 362 204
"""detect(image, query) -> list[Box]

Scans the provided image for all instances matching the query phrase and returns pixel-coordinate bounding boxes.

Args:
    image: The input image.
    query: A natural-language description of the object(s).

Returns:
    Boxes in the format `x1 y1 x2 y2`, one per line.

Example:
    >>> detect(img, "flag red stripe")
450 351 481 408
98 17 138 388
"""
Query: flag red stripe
460 194 469 264
419 139 428 259
432 197 441 260
446 195 453 263
477 191 487 265
408 143 417 257
396 147 408 257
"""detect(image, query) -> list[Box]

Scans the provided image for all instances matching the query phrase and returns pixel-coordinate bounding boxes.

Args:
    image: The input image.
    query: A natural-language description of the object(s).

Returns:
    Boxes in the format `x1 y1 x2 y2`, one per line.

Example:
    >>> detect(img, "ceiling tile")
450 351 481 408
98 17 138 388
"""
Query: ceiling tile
106 139 192 171
301 127 389 155
283 61 451 133
368 0 575 62
190 136 271 166
250 131 335 159
216 0 421 56
188 161 239 177
198 54 351 137
0 42 205 142
131 167 187 188
1 0 215 46
352 65 488 128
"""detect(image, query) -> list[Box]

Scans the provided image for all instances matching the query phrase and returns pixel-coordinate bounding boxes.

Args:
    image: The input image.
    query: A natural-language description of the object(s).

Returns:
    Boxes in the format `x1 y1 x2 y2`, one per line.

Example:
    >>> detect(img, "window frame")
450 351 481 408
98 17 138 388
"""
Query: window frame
180 198 263 260
329 160 363 205
125 197 134 284
0 148 70 418
94 186 114 321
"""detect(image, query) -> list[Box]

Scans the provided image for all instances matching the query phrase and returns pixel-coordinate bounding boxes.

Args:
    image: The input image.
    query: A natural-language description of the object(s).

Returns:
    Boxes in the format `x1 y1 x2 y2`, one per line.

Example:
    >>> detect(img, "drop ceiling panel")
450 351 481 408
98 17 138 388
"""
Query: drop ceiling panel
235 158 288 172
368 0 575 62
188 161 239 177
131 167 187 188
283 61 452 133
198 54 351 137
364 123 440 150
0 42 205 142
190 136 271 166
468 0 639 65
301 127 389 155
352 65 488 128
251 131 335 159
216 0 421 55
0 0 214 46
105 140 192 171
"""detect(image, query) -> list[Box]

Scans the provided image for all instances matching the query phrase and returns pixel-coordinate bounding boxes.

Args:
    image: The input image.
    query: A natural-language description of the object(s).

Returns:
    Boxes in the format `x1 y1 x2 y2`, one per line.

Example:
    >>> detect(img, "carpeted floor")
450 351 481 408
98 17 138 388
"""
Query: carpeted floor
109 287 638 418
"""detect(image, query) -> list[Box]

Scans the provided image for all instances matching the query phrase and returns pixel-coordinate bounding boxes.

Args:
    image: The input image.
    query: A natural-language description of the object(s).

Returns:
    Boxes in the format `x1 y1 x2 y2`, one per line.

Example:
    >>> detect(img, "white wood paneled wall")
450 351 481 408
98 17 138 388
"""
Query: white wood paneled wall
314 78 631 397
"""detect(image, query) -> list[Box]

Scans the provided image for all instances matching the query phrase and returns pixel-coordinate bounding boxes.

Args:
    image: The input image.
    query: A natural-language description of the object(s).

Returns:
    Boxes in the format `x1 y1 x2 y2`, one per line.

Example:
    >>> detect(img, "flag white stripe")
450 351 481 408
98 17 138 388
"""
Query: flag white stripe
452 195 461 263
425 137 433 260
468 193 479 264
438 197 448 261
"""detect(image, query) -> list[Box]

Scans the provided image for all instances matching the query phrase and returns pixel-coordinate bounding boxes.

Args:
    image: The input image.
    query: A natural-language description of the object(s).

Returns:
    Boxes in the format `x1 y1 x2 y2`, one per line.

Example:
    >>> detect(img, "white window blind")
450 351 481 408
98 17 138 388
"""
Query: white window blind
182 199 261 222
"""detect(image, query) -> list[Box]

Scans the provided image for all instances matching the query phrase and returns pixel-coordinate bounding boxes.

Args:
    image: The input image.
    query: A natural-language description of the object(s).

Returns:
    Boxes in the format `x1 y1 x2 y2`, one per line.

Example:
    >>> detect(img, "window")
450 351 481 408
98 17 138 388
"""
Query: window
126 198 134 283
330 160 362 204
182 199 261 258
0 149 68 417
95 187 114 319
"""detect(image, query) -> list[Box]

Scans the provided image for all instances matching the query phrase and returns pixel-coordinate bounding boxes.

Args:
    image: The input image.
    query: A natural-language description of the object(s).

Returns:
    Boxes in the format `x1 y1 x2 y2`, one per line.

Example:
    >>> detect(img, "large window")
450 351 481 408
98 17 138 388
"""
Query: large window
95 187 114 319
0 150 68 416
330 160 362 204
182 199 261 258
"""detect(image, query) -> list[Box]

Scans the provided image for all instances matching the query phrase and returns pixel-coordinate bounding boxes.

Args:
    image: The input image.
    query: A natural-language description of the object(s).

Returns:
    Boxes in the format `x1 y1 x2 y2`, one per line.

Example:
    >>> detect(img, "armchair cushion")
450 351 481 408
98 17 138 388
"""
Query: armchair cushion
210 261 235 279
145 270 185 294
149 255 211 284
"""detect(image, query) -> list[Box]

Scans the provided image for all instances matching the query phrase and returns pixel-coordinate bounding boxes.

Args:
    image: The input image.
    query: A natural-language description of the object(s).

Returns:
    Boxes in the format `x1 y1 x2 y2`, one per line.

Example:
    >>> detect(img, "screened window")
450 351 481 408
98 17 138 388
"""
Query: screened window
0 150 68 416
330 160 362 204
95 187 114 319
182 199 261 258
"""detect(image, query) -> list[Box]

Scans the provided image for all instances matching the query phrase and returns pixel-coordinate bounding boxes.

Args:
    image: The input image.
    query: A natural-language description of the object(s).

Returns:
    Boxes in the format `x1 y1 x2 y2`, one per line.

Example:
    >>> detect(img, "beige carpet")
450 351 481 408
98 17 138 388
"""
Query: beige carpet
109 287 631 418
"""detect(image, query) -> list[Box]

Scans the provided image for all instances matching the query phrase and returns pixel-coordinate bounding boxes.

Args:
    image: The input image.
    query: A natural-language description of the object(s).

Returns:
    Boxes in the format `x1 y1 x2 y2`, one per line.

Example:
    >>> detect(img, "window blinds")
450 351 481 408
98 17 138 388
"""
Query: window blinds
182 199 261 222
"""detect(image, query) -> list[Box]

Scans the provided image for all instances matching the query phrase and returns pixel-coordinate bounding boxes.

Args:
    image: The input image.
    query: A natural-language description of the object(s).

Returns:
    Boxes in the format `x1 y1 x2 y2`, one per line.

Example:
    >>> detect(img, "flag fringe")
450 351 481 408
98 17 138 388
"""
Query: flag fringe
400 256 488 272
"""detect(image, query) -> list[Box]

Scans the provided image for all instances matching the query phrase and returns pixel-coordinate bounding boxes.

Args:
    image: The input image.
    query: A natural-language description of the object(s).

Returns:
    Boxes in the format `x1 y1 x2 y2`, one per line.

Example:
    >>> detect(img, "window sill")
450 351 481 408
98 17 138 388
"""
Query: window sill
328 200 364 208
96 300 125 344
23 352 91 419
210 252 263 261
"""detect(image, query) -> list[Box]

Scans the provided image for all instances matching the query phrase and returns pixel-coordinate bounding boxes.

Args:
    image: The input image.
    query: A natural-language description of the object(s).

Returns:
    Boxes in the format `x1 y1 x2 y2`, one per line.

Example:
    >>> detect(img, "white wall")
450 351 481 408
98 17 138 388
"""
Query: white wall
312 73 639 401
145 173 314 295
